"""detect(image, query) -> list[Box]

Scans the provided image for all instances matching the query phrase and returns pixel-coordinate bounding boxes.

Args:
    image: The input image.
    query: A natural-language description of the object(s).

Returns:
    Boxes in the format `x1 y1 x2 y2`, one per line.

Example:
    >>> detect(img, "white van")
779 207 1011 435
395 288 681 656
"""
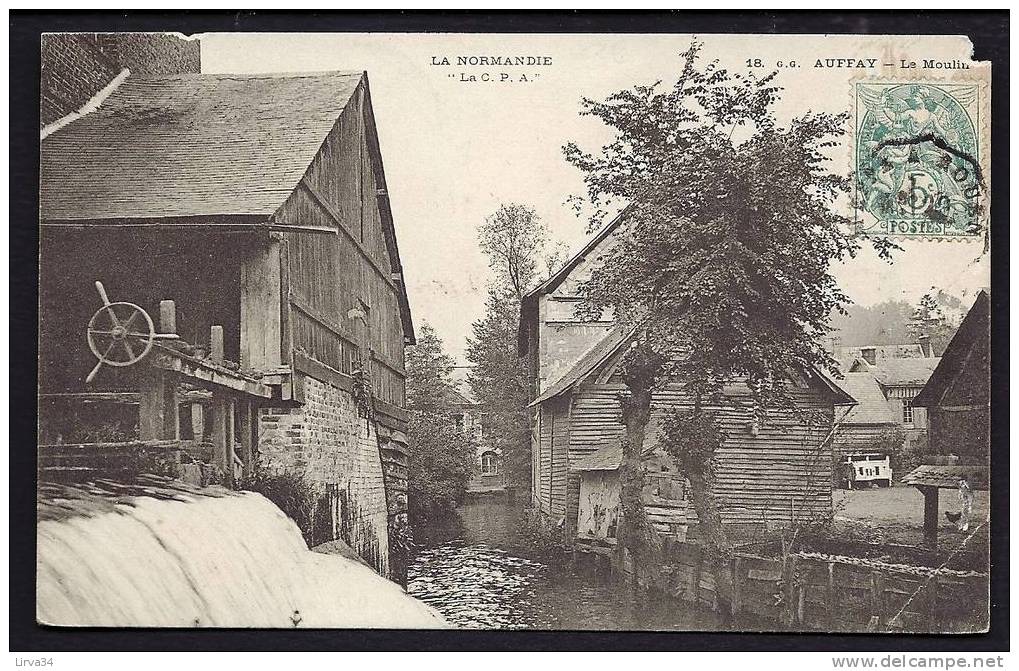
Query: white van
839 452 892 489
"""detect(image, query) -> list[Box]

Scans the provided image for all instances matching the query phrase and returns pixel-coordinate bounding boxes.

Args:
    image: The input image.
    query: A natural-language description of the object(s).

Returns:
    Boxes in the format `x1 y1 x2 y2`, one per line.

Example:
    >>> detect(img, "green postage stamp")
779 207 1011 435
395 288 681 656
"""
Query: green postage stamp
854 81 988 239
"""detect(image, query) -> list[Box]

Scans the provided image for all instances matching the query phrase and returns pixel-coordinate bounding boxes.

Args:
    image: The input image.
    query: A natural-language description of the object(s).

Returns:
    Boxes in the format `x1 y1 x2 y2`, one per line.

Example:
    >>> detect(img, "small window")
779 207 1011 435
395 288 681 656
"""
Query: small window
902 399 914 425
481 451 498 476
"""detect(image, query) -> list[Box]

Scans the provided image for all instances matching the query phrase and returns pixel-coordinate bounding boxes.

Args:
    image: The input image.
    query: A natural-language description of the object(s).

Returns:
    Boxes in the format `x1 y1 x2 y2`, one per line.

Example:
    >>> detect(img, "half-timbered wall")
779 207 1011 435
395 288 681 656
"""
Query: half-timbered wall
275 81 407 408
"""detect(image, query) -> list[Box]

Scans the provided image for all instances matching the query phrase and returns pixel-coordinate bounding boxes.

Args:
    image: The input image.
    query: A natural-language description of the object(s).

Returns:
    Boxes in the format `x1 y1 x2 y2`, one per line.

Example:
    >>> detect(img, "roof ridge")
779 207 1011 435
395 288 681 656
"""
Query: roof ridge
129 70 365 81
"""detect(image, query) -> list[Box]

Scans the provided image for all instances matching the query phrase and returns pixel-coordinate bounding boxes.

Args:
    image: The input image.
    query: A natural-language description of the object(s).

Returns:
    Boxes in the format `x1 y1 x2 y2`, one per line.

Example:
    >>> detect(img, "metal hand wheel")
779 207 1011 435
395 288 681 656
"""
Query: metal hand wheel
85 281 158 383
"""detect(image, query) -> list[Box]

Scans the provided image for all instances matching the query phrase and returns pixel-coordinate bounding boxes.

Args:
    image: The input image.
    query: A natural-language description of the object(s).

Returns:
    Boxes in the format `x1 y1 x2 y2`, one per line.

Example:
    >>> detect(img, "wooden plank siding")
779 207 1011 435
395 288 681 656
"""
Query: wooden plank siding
538 406 552 515
550 399 570 517
273 79 406 408
549 381 835 530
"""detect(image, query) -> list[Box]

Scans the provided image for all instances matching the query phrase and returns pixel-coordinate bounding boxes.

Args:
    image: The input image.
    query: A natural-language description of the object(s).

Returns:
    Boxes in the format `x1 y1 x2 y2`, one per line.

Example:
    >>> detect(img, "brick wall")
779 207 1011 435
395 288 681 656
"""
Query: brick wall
258 375 391 578
41 32 200 127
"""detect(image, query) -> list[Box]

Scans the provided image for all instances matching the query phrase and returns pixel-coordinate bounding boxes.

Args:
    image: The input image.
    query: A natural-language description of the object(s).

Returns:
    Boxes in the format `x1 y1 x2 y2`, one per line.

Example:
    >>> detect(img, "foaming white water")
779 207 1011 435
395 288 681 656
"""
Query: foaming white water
37 491 446 628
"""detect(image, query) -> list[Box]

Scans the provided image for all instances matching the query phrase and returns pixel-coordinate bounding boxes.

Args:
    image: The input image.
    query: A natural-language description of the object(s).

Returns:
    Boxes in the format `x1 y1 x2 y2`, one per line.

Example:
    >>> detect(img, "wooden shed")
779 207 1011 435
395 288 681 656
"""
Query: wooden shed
39 70 414 581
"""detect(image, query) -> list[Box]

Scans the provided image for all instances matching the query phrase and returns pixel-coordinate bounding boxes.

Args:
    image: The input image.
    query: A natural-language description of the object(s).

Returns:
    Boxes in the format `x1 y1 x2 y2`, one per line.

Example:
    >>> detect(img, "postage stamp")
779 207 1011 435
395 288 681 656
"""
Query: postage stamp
854 81 988 239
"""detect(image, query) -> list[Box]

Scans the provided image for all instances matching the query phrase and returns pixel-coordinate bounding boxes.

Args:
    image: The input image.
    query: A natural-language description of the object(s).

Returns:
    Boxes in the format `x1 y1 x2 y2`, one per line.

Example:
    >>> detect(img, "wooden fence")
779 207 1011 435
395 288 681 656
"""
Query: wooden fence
578 538 988 633
658 541 988 633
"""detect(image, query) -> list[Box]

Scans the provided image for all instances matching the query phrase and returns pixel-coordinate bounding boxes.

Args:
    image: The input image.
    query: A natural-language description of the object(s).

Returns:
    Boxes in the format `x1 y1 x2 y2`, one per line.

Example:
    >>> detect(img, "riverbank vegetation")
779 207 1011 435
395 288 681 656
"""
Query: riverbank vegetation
406 323 479 526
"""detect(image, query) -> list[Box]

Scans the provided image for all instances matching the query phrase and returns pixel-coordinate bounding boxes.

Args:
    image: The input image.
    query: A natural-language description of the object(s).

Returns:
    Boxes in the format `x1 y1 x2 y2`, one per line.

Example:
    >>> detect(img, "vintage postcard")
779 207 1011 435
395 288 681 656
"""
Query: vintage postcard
34 30 992 634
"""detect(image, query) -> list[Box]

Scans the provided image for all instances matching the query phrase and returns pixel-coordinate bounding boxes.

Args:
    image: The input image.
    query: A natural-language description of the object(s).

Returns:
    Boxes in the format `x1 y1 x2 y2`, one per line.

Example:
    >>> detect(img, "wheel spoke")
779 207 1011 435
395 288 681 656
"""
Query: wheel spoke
90 329 118 336
105 306 123 330
122 310 140 332
126 331 153 339
100 339 117 361
121 338 136 360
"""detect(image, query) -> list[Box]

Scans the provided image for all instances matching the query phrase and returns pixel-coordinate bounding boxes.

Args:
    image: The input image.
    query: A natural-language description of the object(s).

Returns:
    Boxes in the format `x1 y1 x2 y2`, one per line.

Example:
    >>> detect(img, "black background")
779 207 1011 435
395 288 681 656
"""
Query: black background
9 10 1010 652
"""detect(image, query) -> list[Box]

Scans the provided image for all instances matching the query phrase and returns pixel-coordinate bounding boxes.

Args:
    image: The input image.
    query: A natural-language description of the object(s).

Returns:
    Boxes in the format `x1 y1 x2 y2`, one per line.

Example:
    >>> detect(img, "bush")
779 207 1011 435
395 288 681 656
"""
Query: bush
516 506 572 568
242 469 318 543
407 411 478 525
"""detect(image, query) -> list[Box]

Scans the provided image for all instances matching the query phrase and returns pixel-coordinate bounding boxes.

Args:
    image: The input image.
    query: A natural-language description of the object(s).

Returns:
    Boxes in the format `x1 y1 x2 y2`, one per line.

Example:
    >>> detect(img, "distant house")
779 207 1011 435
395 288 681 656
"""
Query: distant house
832 372 901 459
836 343 925 373
39 69 415 581
518 213 856 543
442 384 504 492
912 291 990 464
848 356 941 450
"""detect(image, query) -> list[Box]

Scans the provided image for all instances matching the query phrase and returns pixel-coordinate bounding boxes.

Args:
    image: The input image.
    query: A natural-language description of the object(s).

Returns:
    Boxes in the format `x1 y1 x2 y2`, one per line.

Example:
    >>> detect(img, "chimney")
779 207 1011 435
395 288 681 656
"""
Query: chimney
861 347 877 366
918 335 931 357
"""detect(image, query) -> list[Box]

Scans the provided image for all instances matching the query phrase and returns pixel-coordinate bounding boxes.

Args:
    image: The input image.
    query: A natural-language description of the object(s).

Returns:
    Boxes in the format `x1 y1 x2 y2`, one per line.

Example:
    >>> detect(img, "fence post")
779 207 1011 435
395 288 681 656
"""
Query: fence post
870 571 885 628
783 555 799 626
926 576 940 632
731 556 744 618
827 562 837 630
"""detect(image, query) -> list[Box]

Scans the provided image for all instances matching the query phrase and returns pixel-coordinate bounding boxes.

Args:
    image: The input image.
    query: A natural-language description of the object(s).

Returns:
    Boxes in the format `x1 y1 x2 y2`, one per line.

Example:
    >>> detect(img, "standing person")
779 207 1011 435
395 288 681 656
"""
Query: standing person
957 478 974 532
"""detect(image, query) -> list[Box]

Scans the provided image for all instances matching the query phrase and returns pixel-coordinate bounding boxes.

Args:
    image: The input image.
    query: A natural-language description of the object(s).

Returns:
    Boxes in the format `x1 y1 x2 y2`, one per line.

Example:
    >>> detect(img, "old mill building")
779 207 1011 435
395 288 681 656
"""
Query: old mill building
39 58 416 583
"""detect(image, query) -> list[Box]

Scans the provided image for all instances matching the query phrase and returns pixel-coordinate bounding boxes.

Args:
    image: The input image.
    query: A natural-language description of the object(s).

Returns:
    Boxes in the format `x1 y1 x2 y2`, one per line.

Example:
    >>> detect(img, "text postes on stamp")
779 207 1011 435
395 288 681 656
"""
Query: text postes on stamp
854 81 986 239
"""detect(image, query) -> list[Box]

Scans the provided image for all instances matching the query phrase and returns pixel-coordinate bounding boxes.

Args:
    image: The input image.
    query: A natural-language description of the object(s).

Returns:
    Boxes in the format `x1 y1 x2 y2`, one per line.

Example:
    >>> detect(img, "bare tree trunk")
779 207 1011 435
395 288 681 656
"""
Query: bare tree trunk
685 460 734 622
615 341 662 587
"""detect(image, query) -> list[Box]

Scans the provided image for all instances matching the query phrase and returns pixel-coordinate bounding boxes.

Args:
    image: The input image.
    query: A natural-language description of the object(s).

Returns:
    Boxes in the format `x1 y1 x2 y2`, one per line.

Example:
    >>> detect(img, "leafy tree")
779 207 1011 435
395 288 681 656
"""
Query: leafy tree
563 43 892 593
477 203 565 300
406 323 478 524
829 299 915 347
467 203 565 487
466 286 532 486
907 292 959 356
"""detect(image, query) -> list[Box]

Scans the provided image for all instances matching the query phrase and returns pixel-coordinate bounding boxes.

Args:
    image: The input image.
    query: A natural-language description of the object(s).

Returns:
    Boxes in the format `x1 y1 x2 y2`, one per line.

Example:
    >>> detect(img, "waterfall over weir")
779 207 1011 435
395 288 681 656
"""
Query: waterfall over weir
37 483 446 628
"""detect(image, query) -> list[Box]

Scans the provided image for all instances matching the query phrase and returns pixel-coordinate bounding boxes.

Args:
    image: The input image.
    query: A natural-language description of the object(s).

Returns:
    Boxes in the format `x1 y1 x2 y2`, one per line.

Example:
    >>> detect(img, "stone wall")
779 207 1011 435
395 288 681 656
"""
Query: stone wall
41 32 200 127
258 375 390 579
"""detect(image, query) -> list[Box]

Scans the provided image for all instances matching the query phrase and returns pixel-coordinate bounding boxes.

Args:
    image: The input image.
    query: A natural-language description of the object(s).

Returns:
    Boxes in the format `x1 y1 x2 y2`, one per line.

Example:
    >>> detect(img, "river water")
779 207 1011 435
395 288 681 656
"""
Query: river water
407 497 724 630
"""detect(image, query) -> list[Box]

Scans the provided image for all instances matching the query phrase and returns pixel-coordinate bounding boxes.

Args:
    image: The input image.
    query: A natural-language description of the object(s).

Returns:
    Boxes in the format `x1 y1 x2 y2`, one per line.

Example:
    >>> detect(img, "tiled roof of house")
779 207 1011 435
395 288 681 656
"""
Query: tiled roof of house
869 357 942 387
835 372 897 425
40 71 364 223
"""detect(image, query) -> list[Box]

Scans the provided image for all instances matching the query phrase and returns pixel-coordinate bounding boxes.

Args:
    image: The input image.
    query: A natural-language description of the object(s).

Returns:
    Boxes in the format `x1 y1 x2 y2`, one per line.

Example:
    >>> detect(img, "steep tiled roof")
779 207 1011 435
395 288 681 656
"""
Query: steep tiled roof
835 372 897 425
869 357 942 387
40 71 364 223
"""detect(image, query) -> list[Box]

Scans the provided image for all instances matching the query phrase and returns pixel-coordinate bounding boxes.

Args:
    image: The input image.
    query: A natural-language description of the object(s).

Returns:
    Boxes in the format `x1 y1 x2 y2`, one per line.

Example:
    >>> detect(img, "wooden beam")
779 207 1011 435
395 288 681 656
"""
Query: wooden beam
290 292 359 348
240 240 282 371
292 351 353 393
919 485 939 550
298 181 398 289
150 347 273 399
238 400 254 481
279 234 293 365
159 300 177 334
210 325 224 364
212 394 234 488
138 373 178 441
39 392 139 404
190 402 205 440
